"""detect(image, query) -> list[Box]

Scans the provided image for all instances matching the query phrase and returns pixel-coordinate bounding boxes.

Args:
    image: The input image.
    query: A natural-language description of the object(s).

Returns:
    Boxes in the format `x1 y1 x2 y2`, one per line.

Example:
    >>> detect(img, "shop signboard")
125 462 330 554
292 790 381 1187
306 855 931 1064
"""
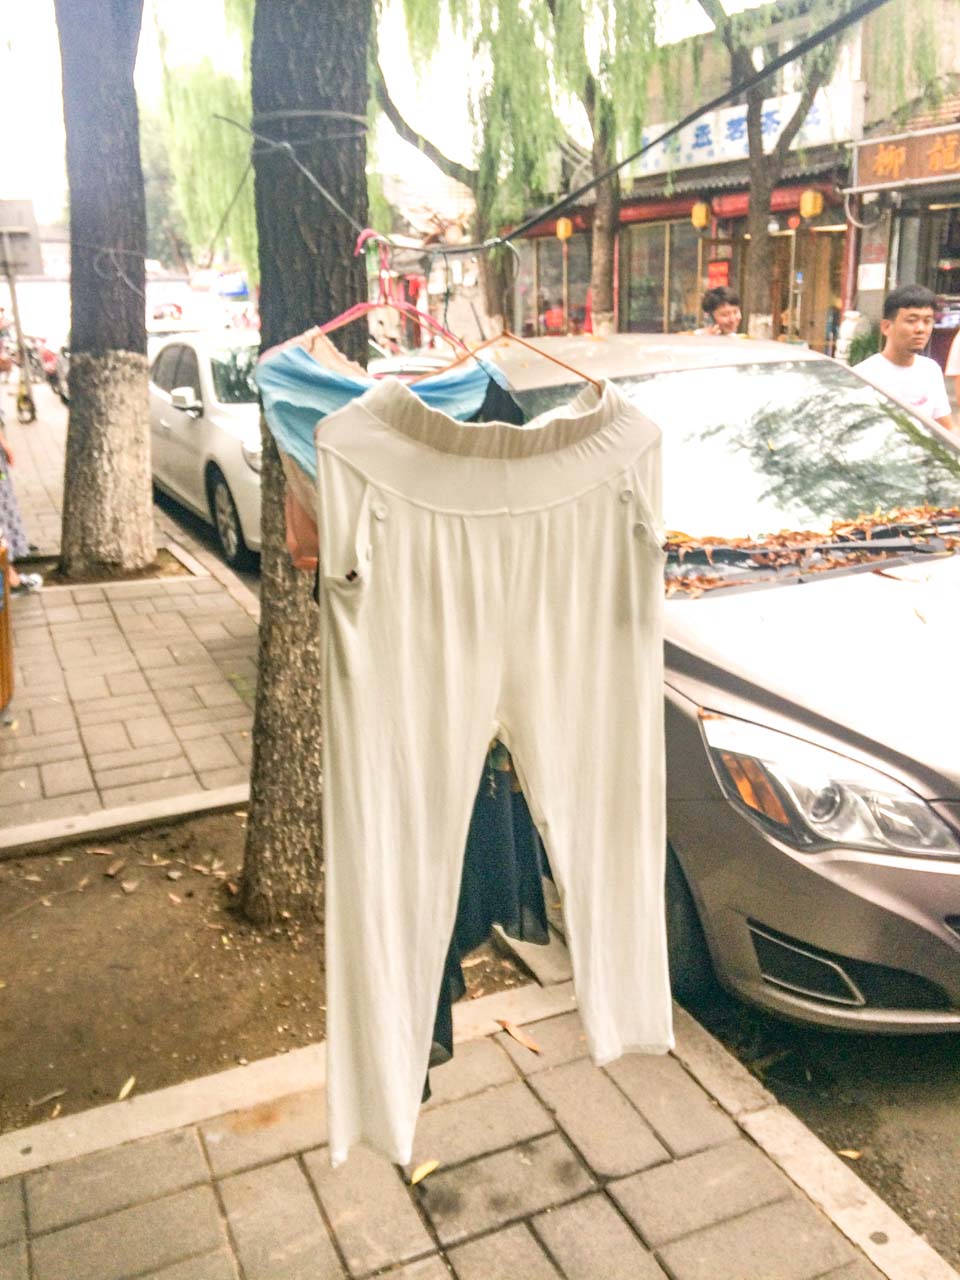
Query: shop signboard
623 81 863 181
852 124 960 192
706 259 730 287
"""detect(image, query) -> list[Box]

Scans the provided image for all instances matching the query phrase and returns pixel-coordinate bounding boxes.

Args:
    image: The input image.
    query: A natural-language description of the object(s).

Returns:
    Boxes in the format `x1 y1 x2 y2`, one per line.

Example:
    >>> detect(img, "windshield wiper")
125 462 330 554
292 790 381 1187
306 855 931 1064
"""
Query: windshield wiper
665 536 940 567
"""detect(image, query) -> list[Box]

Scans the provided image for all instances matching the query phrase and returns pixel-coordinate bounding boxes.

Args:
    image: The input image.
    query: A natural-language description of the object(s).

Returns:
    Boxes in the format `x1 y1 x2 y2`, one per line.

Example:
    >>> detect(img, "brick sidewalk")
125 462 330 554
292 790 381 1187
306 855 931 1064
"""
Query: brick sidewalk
0 387 258 837
0 1002 903 1280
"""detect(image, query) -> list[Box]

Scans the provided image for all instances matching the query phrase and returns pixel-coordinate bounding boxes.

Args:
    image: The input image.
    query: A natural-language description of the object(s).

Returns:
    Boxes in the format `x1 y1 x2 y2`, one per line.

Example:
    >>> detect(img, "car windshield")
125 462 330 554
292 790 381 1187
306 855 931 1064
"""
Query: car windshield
517 360 960 539
210 345 259 405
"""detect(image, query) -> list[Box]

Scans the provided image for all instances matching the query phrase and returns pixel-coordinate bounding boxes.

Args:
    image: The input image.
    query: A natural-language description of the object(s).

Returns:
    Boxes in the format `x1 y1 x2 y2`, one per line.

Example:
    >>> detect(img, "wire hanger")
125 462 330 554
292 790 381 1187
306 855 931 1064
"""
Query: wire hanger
318 231 469 353
410 328 604 394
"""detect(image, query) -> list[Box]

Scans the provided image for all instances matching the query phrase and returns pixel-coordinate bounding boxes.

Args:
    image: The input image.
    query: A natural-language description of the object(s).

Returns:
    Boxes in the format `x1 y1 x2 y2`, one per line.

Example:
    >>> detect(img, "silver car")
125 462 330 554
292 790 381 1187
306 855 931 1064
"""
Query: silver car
495 334 960 1034
148 330 262 569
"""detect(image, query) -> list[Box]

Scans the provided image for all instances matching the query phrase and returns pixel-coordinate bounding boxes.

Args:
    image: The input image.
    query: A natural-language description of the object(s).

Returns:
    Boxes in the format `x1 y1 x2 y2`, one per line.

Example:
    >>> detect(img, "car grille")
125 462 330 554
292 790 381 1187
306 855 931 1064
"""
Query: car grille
748 921 954 1011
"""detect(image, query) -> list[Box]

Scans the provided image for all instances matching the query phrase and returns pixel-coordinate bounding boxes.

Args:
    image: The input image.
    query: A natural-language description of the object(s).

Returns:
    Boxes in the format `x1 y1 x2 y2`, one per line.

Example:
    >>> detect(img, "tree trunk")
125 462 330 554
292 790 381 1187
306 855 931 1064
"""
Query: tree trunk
588 106 619 335
54 0 155 575
744 170 777 339
242 0 372 927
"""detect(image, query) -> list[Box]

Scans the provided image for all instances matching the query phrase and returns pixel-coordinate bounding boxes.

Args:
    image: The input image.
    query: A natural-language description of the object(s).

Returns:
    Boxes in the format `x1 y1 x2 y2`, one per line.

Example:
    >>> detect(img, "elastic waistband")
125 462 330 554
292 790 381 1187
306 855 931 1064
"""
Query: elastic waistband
314 377 660 514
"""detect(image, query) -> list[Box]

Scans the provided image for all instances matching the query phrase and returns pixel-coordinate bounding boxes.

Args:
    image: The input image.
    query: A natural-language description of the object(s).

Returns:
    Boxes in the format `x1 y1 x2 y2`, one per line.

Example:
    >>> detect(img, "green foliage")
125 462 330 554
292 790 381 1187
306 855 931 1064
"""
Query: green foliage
864 0 941 117
848 324 881 366
140 108 190 268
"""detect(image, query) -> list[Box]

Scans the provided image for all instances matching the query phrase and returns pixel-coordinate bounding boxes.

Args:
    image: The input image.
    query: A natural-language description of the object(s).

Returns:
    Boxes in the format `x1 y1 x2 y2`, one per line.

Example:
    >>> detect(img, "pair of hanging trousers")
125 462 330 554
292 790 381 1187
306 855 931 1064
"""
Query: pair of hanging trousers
314 375 674 1166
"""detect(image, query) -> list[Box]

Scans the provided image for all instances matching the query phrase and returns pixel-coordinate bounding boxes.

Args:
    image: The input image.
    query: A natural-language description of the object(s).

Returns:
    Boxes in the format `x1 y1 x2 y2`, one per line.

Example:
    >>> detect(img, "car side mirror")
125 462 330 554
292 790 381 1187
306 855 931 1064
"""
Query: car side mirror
171 387 202 417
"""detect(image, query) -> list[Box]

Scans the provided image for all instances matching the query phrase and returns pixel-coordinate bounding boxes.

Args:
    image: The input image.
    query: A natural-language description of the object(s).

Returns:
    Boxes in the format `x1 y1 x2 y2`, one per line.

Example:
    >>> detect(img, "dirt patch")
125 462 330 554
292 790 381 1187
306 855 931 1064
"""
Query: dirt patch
0 811 530 1135
24 547 191 587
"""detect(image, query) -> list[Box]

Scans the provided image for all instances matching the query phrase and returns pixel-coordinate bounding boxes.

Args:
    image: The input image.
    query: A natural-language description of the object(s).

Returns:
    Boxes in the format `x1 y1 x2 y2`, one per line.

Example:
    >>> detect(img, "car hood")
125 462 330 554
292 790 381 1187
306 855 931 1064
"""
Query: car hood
665 552 960 795
208 402 261 450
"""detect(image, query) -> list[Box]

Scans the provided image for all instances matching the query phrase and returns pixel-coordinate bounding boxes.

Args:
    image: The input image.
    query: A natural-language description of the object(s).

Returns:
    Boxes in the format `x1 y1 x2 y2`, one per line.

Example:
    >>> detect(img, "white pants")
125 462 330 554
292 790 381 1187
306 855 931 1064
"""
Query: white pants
315 377 673 1166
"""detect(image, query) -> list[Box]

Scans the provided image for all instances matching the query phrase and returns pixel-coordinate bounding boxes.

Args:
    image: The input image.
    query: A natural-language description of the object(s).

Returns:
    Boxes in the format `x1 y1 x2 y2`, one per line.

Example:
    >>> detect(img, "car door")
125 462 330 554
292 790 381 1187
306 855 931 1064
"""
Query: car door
148 343 184 488
164 344 209 510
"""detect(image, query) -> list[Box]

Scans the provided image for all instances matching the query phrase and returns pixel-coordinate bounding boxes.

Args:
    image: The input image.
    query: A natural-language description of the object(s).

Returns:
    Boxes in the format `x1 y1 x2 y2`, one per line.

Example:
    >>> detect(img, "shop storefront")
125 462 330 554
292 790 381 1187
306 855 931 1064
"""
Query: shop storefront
850 123 960 366
514 227 592 336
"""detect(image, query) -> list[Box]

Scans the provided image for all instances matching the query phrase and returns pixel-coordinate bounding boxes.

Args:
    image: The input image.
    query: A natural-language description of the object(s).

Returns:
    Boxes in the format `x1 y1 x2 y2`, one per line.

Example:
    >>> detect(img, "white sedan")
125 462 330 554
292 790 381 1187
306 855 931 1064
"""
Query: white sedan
148 330 262 568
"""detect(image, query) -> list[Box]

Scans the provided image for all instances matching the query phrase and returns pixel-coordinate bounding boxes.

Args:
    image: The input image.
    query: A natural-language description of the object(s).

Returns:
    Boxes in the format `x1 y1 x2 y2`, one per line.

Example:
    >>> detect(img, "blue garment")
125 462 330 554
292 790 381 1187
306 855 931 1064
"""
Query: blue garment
256 345 513 482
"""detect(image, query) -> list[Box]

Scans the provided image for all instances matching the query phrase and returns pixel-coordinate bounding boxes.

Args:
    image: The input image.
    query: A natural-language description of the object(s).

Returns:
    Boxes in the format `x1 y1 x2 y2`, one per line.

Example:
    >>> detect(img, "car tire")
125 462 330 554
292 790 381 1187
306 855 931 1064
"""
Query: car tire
665 845 717 1006
207 466 257 571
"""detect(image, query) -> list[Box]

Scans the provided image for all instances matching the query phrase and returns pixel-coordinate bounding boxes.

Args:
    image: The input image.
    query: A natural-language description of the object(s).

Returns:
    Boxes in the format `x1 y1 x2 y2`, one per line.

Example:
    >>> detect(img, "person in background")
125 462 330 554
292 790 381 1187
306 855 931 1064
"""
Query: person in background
942 320 960 417
0 419 43 594
854 284 954 433
695 286 742 335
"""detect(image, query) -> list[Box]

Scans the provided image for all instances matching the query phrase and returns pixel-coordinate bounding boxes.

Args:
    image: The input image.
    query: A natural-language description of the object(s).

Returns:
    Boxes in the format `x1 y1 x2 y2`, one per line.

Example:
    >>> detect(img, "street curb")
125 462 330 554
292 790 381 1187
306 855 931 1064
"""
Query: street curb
155 509 260 622
670 1002 958 1280
0 973 954 1278
0 784 249 858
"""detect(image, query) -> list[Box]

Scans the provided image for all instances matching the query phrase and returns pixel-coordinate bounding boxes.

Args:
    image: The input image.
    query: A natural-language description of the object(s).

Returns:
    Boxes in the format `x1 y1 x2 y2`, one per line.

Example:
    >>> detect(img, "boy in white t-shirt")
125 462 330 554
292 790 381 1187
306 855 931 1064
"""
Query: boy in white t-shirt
854 285 954 431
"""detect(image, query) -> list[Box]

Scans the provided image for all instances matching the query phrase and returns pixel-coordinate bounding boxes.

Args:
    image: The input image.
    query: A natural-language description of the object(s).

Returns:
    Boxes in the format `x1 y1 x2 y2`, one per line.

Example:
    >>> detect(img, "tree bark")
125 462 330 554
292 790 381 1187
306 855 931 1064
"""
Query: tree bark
54 0 155 575
242 0 372 927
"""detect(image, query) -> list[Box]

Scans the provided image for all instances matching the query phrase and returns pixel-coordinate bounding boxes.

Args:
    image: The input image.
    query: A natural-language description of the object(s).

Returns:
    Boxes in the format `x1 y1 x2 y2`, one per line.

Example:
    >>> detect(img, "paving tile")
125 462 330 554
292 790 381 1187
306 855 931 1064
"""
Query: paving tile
199 765 250 789
0 791 102 825
448 1223 560 1279
170 702 257 729
0 728 76 759
29 1185 226 1280
528 1058 669 1178
411 1080 553 1170
0 767 41 805
127 716 177 748
201 1089 327 1178
25 1129 209 1234
77 603 112 620
495 1011 589 1075
423 1037 517 1109
0 1178 24 1245
155 687 203 713
657 1197 856 1280
218 1158 342 1280
80 722 131 756
818 1261 886 1280
224 731 252 764
305 1145 433 1276
105 670 150 696
70 587 106 604
142 1251 240 1280
418 1132 594 1246
99 775 199 808
609 1139 792 1247
190 622 232 643
138 646 177 669
176 717 253 744
89 739 185 773
391 1258 451 1280
40 757 95 798
148 664 224 691
42 605 81 625
183 735 238 772
604 1053 737 1157
74 691 162 722
94 754 194 791
29 704 76 735
0 1239 28 1280
64 673 109 701
2 739 85 770
532 1193 667 1279
194 682 245 709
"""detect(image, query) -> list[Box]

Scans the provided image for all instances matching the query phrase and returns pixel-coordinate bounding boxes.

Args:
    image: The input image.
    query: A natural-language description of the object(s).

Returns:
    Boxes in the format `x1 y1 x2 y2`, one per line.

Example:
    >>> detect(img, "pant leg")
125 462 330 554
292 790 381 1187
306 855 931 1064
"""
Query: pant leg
318 464 507 1165
500 465 674 1065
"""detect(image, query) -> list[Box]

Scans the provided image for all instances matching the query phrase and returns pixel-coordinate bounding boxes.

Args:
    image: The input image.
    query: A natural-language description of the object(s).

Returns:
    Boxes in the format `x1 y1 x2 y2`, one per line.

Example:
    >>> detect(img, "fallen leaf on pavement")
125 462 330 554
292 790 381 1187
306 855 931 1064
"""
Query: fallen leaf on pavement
190 864 210 876
118 1076 136 1101
50 1103 61 1119
120 881 139 895
168 893 181 905
87 847 114 856
166 869 184 882
76 876 90 891
23 874 42 883
225 881 239 896
28 1088 66 1109
496 1020 542 1053
838 1149 862 1160
410 1159 440 1185
104 859 125 878
40 898 52 907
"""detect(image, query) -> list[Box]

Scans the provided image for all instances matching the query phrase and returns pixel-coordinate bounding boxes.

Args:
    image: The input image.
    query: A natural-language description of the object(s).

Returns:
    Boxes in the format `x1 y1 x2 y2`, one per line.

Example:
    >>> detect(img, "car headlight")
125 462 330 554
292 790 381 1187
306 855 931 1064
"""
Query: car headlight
700 713 960 857
241 443 262 473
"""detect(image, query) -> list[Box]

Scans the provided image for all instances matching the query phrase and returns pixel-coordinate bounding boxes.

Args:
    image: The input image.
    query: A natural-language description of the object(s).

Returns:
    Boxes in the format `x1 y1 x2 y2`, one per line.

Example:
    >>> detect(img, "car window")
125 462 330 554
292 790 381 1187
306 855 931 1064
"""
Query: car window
210 344 259 404
515 361 960 539
151 345 182 393
174 346 201 400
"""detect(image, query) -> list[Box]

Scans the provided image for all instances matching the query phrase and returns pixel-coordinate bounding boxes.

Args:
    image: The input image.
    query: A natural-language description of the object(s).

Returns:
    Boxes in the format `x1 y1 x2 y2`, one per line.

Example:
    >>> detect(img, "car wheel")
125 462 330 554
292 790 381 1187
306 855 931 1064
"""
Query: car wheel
207 467 257 571
666 845 717 1007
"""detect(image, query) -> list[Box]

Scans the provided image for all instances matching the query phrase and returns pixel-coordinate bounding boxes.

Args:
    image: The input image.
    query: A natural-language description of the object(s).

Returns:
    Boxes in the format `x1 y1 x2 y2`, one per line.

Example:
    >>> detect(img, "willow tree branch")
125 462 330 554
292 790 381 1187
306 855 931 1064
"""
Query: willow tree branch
373 62 477 191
